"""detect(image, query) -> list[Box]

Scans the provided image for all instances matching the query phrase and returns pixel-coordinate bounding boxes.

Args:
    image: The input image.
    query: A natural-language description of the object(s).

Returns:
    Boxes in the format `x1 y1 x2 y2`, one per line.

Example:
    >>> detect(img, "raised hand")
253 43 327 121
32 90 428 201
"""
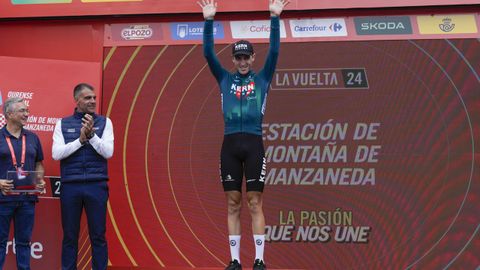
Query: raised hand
197 0 217 20
269 0 290 16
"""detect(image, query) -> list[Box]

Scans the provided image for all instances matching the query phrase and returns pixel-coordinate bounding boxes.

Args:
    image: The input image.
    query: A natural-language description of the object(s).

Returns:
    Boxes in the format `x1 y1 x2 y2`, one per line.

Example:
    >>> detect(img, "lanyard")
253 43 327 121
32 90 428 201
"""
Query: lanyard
5 134 26 169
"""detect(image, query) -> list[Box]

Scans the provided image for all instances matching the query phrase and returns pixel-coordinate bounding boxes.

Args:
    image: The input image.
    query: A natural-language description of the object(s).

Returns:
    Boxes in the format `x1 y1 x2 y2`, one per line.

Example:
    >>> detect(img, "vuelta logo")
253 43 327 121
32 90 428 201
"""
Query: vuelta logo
230 81 256 99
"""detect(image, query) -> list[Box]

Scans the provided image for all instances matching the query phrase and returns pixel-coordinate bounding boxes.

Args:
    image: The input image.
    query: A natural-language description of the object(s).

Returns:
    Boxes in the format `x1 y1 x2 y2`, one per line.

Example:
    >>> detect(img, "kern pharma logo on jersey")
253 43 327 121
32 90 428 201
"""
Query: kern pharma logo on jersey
230 20 287 39
290 18 347 38
170 21 225 40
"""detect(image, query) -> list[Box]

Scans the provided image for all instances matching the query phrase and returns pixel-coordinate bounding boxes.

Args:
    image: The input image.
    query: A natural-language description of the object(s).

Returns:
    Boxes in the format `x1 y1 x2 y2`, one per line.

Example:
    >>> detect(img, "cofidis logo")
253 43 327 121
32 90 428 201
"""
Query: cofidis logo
289 18 347 38
170 22 224 40
230 20 287 39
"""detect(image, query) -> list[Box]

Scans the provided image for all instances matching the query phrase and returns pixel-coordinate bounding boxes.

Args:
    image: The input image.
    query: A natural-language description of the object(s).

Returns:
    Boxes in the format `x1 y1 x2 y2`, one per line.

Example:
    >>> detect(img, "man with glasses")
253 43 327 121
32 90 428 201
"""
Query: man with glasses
0 97 45 270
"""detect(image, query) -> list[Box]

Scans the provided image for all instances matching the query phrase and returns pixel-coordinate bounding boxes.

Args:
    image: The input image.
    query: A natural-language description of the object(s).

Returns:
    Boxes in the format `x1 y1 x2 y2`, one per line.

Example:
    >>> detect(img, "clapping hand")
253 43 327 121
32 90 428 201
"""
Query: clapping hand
80 114 94 143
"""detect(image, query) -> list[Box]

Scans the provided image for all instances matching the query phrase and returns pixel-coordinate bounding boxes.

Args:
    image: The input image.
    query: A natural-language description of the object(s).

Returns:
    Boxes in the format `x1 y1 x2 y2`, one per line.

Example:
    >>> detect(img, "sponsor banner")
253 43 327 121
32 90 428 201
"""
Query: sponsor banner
354 16 413 35
101 40 479 268
289 18 347 38
417 14 478 34
105 15 480 46
170 21 224 41
109 23 162 42
230 20 287 39
3 0 480 18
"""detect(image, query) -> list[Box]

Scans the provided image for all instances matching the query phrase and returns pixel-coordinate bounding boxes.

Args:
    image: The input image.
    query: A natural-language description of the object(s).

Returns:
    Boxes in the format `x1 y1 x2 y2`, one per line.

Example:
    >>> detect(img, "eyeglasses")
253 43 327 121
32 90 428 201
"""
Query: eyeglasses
14 108 29 114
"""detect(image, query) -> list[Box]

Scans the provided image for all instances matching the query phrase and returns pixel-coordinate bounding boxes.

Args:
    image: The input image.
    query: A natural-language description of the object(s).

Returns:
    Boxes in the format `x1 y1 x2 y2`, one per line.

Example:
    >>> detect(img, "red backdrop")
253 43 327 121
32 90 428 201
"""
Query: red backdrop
100 39 479 269
0 7 479 270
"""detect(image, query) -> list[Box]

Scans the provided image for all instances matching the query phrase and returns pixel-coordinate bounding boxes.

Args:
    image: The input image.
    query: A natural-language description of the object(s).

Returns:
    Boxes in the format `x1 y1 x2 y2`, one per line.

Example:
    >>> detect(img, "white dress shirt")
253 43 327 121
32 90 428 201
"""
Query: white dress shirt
52 118 114 160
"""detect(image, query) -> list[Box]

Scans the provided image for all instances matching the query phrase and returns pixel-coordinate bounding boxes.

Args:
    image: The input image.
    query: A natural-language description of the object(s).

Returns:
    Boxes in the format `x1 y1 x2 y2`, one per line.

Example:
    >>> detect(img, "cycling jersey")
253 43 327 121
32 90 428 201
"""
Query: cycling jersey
203 17 280 135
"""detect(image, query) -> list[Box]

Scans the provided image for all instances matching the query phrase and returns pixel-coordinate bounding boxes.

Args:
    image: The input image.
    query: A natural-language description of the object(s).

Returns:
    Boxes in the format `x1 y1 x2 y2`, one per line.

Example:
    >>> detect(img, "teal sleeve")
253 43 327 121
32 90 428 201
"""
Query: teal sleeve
259 16 280 91
203 19 227 83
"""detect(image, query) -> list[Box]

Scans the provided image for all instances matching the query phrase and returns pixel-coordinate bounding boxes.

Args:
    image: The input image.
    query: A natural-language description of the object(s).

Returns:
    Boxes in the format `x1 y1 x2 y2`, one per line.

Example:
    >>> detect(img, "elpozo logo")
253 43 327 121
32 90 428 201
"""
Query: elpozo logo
417 14 478 34
354 16 412 35
121 25 153 40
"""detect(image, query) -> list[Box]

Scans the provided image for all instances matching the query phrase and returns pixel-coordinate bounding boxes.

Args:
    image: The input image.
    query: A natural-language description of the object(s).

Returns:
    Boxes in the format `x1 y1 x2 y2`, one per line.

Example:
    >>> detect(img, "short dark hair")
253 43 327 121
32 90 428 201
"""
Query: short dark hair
73 83 94 100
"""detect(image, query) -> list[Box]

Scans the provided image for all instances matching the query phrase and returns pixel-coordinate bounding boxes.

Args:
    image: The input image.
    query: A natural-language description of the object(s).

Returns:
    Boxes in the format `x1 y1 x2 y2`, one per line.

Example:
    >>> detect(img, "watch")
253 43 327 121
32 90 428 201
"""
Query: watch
87 132 95 139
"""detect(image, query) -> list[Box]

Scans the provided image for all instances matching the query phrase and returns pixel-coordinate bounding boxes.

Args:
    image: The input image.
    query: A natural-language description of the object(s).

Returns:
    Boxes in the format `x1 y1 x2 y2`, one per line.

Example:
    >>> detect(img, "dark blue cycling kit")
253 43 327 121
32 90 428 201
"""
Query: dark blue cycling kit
203 17 280 136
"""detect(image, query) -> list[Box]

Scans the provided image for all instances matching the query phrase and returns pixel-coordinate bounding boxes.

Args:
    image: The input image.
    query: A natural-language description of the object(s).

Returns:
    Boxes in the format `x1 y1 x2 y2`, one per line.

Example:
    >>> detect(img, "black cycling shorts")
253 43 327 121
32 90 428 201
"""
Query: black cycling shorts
220 133 266 192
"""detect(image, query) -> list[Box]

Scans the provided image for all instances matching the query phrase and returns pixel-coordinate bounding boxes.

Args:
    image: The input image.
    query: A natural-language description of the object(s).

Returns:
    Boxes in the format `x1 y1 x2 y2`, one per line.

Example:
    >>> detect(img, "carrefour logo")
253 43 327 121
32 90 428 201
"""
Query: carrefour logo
330 23 343 32
170 22 224 40
354 16 412 35
294 24 326 32
289 18 347 38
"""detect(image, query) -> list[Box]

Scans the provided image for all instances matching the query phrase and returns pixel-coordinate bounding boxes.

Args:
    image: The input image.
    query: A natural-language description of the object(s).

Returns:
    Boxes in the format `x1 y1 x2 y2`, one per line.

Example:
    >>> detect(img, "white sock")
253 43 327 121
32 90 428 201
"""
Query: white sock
229 235 241 263
253 234 265 261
